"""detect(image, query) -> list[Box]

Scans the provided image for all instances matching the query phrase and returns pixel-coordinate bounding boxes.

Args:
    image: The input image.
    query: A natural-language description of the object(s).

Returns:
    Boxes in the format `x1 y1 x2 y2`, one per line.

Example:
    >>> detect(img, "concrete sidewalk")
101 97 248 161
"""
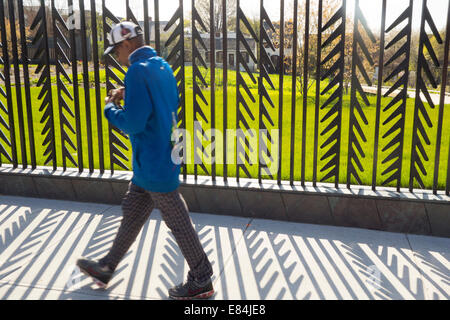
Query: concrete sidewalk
362 85 450 105
0 195 448 300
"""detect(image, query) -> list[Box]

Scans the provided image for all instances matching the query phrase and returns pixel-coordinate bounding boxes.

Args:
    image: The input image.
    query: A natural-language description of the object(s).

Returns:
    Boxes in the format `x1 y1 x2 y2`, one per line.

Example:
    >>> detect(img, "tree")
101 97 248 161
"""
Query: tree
195 0 237 33
426 30 447 89
268 0 342 97
2 19 32 61
246 14 260 38
268 19 315 97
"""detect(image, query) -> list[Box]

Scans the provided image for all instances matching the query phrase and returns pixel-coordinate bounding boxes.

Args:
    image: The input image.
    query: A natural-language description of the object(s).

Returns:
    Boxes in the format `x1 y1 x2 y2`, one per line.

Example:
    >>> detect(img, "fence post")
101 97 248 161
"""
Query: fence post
433 1 450 194
371 0 386 191
7 0 28 169
17 0 37 169
0 0 17 168
410 0 443 191
91 0 105 173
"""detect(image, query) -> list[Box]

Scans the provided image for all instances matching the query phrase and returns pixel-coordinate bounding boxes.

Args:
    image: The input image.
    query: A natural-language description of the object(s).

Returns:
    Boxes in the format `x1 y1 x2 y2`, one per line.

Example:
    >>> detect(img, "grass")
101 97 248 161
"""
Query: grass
1 65 449 190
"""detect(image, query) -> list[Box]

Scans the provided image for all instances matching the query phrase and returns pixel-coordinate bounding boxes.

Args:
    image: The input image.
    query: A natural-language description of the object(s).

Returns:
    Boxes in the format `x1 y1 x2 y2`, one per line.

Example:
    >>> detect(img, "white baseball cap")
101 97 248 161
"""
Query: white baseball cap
104 21 143 55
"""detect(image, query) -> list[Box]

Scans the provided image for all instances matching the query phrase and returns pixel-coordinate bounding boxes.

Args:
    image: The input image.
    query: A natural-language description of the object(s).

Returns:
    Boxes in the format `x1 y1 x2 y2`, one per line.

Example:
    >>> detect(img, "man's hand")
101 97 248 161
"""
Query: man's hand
105 87 125 105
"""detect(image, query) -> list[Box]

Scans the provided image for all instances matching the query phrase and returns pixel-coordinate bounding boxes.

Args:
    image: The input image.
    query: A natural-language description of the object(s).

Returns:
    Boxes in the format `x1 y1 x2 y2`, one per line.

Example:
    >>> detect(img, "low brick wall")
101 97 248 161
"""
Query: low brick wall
1 165 449 238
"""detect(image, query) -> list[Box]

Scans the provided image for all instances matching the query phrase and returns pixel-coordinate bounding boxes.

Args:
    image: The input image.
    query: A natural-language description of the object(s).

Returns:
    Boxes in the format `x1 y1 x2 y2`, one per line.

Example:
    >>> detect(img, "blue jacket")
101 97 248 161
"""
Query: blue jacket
104 46 180 193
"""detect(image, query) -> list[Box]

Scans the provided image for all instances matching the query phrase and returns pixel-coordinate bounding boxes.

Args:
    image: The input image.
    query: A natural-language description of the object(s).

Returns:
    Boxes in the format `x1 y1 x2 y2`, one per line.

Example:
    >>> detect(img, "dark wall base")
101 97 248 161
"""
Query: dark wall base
1 166 449 238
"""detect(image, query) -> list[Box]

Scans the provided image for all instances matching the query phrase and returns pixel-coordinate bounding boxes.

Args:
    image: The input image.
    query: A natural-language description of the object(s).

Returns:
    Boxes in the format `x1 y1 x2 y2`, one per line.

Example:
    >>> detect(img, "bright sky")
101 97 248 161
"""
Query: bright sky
26 0 447 32
103 0 448 32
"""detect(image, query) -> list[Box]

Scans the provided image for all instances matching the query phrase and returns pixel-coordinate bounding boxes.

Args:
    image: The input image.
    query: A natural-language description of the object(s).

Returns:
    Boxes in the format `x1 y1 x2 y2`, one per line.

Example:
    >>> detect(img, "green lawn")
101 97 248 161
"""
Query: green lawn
1 65 449 190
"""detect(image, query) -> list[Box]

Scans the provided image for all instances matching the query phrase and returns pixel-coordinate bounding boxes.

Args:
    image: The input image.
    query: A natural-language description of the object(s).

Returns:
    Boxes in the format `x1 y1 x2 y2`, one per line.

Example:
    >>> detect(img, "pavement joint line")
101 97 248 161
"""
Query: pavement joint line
1 197 249 300
212 218 254 288
2 196 449 300
0 278 141 300
403 233 435 299
32 206 118 261
358 242 417 299
406 238 450 299
422 204 434 239
1 197 227 299
0 275 166 300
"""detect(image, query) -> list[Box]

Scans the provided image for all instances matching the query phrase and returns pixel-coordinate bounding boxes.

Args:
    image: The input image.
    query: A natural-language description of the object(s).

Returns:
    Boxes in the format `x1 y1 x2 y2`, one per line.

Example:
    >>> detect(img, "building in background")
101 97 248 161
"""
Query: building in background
184 30 258 72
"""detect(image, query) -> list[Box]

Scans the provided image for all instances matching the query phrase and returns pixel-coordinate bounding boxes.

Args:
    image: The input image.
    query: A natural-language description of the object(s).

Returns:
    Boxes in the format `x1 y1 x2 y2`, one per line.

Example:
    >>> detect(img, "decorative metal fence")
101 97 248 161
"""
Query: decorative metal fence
0 0 449 195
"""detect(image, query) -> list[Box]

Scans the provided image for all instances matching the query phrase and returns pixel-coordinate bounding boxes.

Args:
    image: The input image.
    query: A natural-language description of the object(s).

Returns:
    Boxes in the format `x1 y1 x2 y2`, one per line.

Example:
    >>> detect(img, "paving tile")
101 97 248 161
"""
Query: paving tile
282 193 333 225
425 203 450 238
1 195 449 300
32 177 77 201
0 196 112 261
235 218 428 299
196 214 254 300
406 234 450 300
0 208 112 296
0 282 126 300
99 209 250 300
0 195 113 213
0 205 133 300
377 200 431 235
0 197 249 300
0 197 115 299
110 182 129 205
194 187 242 216
178 185 200 213
0 175 38 197
72 179 116 204
0 205 37 252
328 197 382 230
237 190 287 220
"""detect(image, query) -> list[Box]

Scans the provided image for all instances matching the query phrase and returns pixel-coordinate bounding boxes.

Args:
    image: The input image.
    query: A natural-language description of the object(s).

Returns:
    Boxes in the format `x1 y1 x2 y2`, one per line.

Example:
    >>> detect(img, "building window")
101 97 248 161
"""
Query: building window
217 51 223 63
243 51 250 63
271 55 279 67
229 53 234 66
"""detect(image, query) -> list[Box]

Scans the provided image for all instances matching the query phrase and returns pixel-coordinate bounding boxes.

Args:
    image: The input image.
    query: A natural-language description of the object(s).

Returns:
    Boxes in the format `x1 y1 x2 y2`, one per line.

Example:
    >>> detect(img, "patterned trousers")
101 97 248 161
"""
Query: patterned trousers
99 182 213 284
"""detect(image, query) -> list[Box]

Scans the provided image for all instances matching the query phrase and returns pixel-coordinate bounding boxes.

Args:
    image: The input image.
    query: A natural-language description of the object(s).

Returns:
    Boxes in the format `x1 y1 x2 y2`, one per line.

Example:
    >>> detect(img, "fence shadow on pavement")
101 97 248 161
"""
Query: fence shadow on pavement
233 220 449 299
0 196 448 300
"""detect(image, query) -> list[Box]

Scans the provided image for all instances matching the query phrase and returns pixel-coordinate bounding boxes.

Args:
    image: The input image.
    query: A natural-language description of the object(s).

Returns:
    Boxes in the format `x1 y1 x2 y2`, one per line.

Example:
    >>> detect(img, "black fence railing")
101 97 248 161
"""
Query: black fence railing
0 0 449 195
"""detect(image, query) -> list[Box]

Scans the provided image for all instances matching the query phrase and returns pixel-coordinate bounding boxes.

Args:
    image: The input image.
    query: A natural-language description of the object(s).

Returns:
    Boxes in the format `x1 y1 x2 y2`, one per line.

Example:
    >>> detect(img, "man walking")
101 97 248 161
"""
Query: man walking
76 21 214 300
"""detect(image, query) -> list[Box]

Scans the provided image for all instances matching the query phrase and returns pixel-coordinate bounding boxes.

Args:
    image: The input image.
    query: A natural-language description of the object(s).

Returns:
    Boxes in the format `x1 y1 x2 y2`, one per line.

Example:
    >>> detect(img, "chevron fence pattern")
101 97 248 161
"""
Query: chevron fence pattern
0 0 448 196
379 0 413 191
318 0 346 188
346 0 376 187
164 0 187 180
52 0 77 169
258 0 277 182
410 0 445 191
30 0 57 170
236 0 259 181
0 0 13 165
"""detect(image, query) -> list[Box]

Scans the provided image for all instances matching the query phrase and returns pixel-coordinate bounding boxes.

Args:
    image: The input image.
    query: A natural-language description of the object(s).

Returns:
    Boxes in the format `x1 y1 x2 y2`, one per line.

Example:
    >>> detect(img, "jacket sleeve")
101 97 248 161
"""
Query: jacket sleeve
104 65 153 135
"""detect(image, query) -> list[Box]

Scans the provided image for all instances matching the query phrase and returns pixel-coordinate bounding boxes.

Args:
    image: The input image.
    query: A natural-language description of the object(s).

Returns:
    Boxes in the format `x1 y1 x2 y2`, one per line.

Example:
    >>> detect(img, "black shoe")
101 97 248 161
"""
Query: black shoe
76 258 113 289
169 278 214 300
